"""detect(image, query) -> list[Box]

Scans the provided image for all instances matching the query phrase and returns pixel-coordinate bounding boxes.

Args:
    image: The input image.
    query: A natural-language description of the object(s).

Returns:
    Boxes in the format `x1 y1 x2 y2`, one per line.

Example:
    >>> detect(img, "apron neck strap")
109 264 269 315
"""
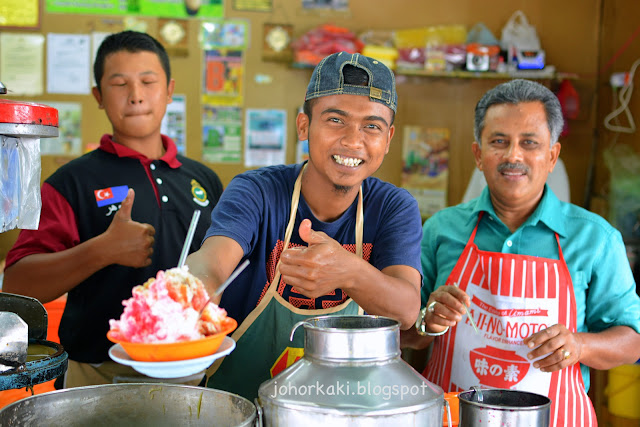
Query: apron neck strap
280 163 306 253
355 186 363 258
470 211 484 242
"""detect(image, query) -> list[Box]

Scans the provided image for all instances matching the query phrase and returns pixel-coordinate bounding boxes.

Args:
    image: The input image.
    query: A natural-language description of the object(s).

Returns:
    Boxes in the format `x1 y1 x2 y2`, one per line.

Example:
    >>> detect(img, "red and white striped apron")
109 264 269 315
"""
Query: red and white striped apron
423 213 596 427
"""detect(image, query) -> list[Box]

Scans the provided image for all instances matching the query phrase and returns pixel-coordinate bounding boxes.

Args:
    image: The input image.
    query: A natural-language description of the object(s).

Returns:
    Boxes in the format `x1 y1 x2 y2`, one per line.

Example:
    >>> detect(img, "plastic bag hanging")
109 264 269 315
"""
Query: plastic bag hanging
0 137 20 232
500 10 542 51
0 96 58 232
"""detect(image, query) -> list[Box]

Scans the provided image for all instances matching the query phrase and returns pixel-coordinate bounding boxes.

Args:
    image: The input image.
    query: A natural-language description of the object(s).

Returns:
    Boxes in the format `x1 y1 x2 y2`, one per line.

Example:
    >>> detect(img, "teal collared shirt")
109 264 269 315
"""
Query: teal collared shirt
421 184 640 391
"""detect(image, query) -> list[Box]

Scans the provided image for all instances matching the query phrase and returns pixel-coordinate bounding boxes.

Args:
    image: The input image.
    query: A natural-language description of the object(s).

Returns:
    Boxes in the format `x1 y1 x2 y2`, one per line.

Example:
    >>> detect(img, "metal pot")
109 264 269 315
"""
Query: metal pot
0 383 258 426
458 387 551 427
257 315 446 426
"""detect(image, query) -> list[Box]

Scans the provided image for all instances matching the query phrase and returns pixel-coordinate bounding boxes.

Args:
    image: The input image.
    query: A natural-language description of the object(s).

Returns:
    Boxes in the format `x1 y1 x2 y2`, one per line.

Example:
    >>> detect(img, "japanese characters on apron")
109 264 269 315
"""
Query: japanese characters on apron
206 165 364 399
423 213 596 427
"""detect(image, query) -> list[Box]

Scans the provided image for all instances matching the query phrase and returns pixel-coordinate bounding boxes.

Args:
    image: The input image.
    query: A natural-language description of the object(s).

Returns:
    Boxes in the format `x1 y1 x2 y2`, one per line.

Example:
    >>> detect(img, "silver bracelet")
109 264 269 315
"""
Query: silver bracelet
415 306 450 336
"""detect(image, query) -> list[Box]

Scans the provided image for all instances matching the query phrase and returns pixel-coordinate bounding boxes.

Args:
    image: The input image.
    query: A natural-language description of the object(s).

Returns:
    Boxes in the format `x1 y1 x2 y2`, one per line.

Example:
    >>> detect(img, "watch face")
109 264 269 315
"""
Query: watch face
266 26 290 52
160 21 186 45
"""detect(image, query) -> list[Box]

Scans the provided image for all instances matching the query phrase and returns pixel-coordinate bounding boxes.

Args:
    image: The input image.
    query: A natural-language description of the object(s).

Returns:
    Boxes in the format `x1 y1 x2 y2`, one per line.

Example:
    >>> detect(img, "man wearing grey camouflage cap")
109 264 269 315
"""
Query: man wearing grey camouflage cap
187 52 423 400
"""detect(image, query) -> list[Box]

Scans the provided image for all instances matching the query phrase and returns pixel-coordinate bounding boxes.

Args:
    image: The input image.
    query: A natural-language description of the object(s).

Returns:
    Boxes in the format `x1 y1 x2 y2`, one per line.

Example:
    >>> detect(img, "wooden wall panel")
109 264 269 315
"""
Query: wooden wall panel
0 0 611 259
593 0 640 218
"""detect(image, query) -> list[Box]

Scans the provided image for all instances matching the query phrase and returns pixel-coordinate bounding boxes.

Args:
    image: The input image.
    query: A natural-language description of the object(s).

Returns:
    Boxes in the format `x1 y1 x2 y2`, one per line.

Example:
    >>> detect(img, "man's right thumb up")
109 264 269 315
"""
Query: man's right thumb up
116 188 135 221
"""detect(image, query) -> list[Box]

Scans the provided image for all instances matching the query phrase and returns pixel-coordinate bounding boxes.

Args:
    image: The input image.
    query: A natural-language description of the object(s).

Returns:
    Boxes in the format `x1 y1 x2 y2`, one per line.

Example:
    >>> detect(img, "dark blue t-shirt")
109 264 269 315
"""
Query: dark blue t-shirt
204 163 423 324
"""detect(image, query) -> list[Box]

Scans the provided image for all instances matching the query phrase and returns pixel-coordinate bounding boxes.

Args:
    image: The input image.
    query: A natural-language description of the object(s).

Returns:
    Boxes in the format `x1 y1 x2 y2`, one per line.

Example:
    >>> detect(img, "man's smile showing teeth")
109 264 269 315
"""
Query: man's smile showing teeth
333 155 362 167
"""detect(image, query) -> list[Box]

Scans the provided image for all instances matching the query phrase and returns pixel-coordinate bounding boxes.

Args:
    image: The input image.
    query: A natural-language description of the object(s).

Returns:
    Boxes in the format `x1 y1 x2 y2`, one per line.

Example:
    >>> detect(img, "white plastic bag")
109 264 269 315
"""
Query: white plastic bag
500 10 541 51
17 136 42 230
0 136 42 232
0 137 20 232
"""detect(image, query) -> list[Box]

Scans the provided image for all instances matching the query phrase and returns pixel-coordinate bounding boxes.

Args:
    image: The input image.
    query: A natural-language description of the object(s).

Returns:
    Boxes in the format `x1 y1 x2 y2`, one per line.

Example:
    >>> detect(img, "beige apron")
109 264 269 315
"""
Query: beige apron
204 165 364 400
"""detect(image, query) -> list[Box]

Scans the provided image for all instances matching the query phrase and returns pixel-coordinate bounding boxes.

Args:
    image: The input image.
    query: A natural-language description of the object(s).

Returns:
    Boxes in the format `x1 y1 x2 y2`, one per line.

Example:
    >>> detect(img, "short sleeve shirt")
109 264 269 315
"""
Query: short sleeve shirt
421 185 640 390
203 163 424 324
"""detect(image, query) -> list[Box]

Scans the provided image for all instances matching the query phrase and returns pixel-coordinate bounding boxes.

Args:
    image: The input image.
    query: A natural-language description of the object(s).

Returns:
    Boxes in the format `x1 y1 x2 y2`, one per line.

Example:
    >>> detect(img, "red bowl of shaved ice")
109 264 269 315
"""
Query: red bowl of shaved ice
107 267 237 362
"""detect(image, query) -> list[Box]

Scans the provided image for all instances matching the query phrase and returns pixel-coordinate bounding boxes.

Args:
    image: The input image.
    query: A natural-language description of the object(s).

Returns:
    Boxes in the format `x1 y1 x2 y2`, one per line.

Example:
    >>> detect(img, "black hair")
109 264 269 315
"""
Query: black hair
303 65 395 125
93 31 171 92
474 79 563 145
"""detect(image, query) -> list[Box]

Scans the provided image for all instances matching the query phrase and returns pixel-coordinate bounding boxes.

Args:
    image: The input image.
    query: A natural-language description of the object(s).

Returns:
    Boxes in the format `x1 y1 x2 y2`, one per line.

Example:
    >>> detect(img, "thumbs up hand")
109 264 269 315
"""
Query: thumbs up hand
102 188 156 267
278 219 358 298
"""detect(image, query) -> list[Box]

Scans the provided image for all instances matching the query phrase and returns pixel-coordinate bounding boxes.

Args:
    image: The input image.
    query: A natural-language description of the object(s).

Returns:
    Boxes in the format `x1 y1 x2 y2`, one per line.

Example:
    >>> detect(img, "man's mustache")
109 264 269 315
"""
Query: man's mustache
497 162 529 174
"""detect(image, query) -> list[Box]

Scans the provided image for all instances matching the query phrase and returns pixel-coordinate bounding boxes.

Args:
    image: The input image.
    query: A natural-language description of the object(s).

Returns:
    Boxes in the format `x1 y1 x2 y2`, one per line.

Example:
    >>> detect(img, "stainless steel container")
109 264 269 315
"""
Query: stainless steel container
0 383 258 426
458 388 551 427
258 315 445 426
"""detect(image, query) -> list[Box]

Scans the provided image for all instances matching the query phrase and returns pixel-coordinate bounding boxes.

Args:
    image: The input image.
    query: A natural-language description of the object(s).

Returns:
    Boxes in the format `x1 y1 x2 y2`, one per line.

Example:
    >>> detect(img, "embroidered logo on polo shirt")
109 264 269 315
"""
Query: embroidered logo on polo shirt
94 185 129 207
191 179 210 207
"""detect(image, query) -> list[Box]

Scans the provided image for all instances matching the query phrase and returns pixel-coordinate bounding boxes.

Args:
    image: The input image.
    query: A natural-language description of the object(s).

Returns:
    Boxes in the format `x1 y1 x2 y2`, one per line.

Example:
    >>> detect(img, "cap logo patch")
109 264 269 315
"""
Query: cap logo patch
369 87 383 100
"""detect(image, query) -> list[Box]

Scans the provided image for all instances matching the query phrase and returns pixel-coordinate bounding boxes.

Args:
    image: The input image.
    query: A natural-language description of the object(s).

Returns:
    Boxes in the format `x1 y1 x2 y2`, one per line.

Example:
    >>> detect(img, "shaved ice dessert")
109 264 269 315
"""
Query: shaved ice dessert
109 267 229 343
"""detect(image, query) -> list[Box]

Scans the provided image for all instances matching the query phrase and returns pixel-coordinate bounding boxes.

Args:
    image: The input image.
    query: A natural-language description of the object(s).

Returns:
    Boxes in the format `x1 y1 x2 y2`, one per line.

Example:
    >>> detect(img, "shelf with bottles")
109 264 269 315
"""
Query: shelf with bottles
395 66 577 81
291 61 576 81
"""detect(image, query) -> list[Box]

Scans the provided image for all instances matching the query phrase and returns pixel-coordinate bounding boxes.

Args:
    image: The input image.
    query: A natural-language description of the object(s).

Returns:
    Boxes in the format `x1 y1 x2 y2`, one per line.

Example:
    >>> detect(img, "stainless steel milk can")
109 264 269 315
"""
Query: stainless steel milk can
258 315 446 426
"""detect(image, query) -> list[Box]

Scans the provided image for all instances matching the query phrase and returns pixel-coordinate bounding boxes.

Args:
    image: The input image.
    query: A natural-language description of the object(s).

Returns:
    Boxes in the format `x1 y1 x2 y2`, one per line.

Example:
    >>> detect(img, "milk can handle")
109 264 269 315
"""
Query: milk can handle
471 385 484 402
289 320 309 341
253 398 263 427
444 397 452 427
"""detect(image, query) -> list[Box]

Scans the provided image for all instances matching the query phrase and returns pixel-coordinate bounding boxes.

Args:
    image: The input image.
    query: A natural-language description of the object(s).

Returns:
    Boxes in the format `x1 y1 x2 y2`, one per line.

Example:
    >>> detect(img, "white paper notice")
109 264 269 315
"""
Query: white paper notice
0 33 45 96
161 94 187 155
244 109 287 167
47 33 91 94
91 32 111 71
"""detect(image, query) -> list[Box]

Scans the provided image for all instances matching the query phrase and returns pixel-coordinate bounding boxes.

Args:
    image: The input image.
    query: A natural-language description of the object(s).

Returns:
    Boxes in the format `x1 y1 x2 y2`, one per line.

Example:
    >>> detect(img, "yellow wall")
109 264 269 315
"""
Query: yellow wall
1 0 638 260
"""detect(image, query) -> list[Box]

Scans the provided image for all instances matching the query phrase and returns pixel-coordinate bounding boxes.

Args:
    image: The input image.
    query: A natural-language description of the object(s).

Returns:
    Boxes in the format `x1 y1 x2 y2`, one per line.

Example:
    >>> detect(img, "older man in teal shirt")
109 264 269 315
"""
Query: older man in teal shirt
419 183 640 392
403 79 640 427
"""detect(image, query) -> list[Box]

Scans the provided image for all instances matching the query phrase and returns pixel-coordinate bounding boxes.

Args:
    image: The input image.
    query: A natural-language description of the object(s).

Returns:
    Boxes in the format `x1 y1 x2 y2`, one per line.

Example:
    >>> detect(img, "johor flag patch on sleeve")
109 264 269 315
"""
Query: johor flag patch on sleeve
94 185 129 207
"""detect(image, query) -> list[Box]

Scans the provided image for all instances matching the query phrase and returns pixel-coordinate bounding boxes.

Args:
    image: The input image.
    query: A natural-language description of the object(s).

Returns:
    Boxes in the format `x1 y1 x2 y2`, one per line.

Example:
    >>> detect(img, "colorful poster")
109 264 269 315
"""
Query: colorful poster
45 0 223 17
202 105 243 163
202 49 244 106
244 109 286 167
91 32 112 70
302 0 348 10
138 0 223 18
401 127 450 218
45 0 130 15
0 0 39 28
46 33 91 95
161 94 187 155
233 0 271 11
201 20 248 50
39 102 82 155
295 107 308 163
0 33 44 96
296 139 309 163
